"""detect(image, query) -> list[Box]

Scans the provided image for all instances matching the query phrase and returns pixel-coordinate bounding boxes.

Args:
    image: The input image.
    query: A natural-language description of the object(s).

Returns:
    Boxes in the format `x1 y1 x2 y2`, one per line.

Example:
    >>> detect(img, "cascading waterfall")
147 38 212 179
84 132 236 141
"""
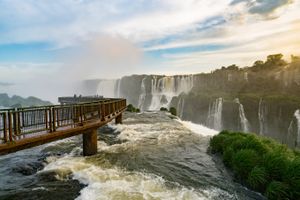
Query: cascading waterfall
148 75 193 110
97 80 118 98
295 109 300 146
176 97 185 119
288 120 294 146
207 98 223 131
258 98 266 135
116 79 121 98
137 77 147 110
234 98 250 132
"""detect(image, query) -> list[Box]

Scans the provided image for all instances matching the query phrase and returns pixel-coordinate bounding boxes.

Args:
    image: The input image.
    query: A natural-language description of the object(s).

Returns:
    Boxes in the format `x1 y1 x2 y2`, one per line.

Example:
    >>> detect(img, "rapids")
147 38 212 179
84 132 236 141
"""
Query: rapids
0 112 264 200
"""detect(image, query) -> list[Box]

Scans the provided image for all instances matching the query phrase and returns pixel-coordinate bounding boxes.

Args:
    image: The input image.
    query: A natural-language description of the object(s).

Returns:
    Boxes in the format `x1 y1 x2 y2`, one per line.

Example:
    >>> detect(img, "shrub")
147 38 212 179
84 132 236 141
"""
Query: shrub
209 131 300 199
223 147 234 167
127 104 135 112
169 107 177 116
160 107 168 111
126 104 140 113
263 152 288 180
284 159 300 199
210 134 227 153
265 181 289 200
247 167 268 191
232 149 259 179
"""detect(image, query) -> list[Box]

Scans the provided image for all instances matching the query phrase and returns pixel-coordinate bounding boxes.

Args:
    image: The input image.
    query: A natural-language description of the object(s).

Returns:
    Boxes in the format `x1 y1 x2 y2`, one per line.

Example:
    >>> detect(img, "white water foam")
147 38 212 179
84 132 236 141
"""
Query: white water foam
177 119 218 137
41 155 226 200
39 113 234 200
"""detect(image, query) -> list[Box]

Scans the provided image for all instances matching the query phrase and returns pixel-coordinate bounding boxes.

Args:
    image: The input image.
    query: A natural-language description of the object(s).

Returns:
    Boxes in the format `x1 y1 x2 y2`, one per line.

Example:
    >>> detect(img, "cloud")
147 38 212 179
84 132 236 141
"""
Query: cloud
0 35 143 102
0 0 232 47
231 0 294 15
62 35 143 80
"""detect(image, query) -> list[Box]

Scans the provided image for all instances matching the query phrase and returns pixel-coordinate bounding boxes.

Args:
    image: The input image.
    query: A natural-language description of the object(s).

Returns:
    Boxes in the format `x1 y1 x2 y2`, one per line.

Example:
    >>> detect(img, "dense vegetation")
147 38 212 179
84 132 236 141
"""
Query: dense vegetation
210 131 300 200
0 93 52 108
192 54 300 99
126 104 140 113
160 107 177 116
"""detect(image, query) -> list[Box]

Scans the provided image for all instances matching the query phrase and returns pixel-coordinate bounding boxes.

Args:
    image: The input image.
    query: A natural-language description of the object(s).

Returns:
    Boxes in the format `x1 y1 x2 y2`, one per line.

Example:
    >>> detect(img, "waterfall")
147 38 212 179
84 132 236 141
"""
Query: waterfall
148 75 193 110
177 97 185 119
244 72 248 81
137 77 147 110
234 98 250 132
207 98 223 131
116 79 121 98
258 98 266 135
97 80 118 98
295 110 300 146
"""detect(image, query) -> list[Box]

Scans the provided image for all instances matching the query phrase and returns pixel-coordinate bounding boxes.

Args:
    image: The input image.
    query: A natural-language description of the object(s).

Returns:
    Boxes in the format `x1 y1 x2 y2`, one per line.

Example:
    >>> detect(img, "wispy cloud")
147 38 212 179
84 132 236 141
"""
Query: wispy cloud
231 0 294 15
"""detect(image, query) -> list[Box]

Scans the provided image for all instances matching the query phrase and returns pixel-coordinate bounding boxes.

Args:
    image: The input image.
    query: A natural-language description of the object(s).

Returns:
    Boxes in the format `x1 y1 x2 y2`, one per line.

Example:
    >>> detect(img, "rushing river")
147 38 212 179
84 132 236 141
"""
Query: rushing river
0 112 265 200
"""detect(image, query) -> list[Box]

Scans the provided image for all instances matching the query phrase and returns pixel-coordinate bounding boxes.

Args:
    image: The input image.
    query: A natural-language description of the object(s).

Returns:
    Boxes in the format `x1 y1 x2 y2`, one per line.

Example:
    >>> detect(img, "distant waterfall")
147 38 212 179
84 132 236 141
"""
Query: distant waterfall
295 110 300 146
177 97 185 119
137 77 147 110
234 98 250 132
148 75 193 110
207 98 223 131
97 80 118 98
116 79 121 98
258 98 266 135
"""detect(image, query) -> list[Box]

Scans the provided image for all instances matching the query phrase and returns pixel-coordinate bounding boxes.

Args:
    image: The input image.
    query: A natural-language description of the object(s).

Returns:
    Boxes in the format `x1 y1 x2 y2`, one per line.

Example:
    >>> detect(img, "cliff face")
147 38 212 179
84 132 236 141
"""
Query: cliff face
84 60 300 148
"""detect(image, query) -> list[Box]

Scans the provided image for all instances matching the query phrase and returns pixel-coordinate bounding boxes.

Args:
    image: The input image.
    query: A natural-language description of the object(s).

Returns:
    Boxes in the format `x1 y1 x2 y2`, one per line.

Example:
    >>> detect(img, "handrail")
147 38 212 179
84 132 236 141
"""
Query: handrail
0 99 127 144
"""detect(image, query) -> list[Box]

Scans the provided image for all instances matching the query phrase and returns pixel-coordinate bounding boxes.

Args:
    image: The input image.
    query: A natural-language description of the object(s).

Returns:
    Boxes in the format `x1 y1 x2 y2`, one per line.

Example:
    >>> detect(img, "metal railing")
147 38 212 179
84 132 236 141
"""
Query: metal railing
0 98 126 144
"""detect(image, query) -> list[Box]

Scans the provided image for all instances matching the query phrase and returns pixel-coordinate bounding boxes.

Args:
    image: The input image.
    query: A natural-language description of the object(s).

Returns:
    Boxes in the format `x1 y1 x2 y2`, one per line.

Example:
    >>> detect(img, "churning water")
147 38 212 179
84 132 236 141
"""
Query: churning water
0 112 264 200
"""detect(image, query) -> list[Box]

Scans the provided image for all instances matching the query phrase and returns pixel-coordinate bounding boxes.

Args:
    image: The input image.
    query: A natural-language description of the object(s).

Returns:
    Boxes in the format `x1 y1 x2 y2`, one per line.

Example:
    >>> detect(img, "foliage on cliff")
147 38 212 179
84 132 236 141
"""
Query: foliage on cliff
192 54 300 99
160 107 177 116
126 104 140 113
210 131 300 200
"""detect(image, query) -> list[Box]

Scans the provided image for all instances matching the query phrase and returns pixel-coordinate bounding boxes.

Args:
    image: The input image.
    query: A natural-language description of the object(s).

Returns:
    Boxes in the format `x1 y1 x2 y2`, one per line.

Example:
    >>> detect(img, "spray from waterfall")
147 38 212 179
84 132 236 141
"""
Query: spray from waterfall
207 98 223 131
148 75 193 110
234 98 250 132
97 80 118 98
137 77 147 110
258 98 266 135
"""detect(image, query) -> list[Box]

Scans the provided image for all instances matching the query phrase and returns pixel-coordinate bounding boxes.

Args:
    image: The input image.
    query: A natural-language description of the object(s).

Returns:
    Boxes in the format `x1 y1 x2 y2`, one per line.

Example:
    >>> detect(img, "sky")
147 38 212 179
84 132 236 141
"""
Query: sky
0 0 300 100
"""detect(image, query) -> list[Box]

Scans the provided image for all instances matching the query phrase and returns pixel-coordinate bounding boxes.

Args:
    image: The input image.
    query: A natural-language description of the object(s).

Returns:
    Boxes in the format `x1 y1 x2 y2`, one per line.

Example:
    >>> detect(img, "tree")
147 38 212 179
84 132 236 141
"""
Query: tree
265 54 286 67
227 64 239 71
291 55 300 63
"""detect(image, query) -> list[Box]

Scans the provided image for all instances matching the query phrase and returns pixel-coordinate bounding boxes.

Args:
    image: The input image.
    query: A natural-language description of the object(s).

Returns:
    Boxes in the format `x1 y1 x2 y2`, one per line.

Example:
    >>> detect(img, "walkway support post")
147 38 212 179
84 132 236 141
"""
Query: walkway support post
115 113 122 124
82 128 98 156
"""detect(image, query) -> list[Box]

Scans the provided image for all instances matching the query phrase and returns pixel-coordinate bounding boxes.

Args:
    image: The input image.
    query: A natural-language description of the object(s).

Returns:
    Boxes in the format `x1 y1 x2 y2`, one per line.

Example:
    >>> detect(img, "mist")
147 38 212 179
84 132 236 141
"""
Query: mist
1 36 143 103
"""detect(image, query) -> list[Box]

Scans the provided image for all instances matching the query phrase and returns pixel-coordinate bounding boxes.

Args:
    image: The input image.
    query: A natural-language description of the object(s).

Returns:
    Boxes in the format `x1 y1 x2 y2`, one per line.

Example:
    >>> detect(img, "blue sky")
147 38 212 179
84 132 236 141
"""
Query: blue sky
0 0 299 100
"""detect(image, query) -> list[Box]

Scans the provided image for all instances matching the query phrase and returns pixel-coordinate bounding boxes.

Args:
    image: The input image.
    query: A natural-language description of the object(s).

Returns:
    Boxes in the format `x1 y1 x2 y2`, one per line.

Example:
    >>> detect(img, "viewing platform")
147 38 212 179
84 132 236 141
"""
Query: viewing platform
0 97 127 156
58 95 104 105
